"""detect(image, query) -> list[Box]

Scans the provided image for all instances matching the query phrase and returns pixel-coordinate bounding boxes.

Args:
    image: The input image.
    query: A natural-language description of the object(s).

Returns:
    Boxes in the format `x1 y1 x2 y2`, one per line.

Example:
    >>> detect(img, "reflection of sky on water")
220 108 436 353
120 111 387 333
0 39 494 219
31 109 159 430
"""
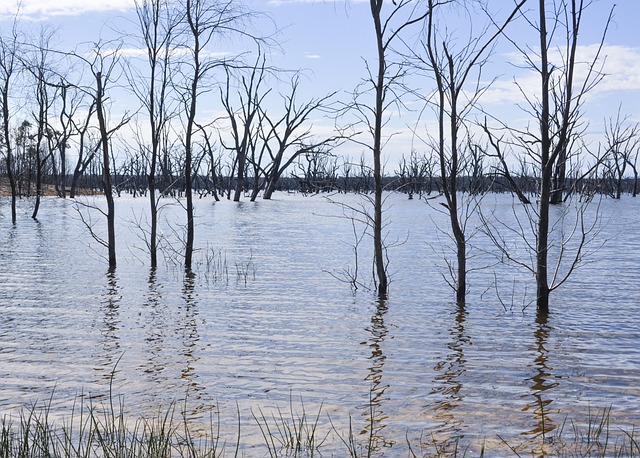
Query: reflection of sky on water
0 193 639 455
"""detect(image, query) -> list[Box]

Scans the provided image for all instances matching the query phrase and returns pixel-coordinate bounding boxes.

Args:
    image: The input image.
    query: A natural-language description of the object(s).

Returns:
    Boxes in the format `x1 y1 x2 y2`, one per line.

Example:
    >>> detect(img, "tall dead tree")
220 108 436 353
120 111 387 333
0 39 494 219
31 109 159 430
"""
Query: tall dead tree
129 0 180 268
603 110 640 199
485 0 613 314
219 51 268 203
358 0 429 299
0 21 21 223
69 98 97 198
415 0 526 304
68 43 129 270
179 0 253 270
24 27 59 218
94 70 117 270
260 76 338 200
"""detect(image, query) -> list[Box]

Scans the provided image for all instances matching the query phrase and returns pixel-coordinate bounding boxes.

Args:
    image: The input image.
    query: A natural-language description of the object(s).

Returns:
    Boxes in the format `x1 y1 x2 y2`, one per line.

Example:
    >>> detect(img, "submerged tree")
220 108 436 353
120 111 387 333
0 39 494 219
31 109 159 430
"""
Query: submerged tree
259 75 338 201
95 70 117 269
23 27 60 218
348 0 429 299
178 0 255 270
219 50 268 202
415 0 525 305
219 49 339 202
91 45 131 271
602 109 640 199
67 42 129 270
0 19 21 223
484 0 613 314
69 97 97 198
129 0 180 268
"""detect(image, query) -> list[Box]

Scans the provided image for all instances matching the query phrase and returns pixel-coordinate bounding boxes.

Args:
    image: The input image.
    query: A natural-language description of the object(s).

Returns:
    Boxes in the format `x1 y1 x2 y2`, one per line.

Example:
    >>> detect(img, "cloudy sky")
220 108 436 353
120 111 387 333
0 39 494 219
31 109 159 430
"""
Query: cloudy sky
1 0 639 163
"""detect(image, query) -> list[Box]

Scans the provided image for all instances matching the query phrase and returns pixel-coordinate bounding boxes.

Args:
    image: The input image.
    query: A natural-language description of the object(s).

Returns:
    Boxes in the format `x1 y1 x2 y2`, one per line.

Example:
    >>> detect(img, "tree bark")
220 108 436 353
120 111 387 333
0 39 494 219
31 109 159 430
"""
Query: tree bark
32 66 47 219
536 0 551 315
370 0 389 299
184 0 199 271
1 74 17 224
96 72 117 271
233 150 245 202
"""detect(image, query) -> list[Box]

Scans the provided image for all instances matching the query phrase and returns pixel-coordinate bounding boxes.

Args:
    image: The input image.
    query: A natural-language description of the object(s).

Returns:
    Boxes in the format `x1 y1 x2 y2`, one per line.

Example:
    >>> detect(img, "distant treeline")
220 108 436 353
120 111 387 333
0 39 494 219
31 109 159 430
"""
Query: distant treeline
2 165 638 201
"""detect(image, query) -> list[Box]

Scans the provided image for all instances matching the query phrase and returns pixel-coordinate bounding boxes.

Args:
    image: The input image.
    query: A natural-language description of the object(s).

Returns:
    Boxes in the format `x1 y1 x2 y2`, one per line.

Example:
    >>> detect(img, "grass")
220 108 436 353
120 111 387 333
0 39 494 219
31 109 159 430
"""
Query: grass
0 392 638 457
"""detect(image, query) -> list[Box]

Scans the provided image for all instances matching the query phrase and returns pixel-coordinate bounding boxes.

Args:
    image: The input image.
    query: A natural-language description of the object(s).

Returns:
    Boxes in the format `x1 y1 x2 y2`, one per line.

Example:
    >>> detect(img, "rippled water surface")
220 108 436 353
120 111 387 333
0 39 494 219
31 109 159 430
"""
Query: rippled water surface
1 193 639 455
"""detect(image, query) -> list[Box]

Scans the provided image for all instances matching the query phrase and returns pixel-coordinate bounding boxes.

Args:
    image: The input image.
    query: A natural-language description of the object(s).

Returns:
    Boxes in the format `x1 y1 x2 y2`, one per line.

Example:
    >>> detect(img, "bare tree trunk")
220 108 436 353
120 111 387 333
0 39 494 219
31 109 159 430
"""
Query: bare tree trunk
2 84 16 224
536 0 552 315
31 102 45 219
0 36 17 223
132 0 176 268
370 0 388 299
262 167 279 200
70 100 96 198
550 150 566 204
233 150 245 202
182 0 253 264
96 72 117 271
421 0 525 304
31 55 49 219
58 85 69 199
149 146 158 268
183 0 199 271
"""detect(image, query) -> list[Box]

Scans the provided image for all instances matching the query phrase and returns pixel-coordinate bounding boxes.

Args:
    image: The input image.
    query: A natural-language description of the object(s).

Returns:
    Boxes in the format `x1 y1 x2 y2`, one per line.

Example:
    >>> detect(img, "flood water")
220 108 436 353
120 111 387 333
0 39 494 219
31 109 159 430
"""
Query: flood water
1 192 639 455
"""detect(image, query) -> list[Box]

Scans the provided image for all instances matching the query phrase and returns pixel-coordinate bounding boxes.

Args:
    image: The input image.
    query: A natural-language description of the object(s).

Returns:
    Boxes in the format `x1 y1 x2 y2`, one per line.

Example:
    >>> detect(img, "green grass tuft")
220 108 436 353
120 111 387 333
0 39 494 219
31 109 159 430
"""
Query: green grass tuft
0 393 638 457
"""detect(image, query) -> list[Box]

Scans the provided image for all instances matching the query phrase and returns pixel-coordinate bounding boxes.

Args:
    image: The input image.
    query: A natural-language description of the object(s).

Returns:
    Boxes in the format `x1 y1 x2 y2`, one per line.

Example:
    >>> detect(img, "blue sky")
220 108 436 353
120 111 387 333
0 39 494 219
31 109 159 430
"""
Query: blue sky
1 0 639 167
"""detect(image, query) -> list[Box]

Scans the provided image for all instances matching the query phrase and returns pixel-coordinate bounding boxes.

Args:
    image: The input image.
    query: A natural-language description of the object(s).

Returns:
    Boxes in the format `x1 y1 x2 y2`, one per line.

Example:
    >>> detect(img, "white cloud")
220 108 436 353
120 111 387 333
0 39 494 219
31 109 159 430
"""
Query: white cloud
480 44 640 107
267 0 317 4
0 0 136 19
266 0 368 5
117 46 232 60
593 44 640 92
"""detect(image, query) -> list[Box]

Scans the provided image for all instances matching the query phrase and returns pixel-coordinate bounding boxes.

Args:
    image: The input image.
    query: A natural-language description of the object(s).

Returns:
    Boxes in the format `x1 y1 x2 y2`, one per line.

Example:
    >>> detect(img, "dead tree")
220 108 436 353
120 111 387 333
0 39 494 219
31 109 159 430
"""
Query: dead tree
24 29 56 218
67 43 129 270
347 0 430 299
128 0 180 268
260 75 338 200
69 99 98 198
178 0 254 269
603 109 640 199
484 0 613 314
0 19 21 223
219 51 268 203
415 0 525 304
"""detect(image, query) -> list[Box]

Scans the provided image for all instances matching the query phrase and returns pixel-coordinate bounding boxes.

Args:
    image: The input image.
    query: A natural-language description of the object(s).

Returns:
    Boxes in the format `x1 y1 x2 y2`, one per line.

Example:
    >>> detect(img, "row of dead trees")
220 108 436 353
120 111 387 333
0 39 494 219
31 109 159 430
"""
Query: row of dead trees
3 144 639 201
1 0 638 318
356 0 637 316
0 0 344 271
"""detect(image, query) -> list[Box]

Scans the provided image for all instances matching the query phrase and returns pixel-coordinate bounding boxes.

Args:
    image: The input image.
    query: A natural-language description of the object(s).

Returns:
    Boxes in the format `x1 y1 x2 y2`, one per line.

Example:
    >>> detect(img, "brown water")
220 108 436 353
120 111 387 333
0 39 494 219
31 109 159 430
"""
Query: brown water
0 192 638 455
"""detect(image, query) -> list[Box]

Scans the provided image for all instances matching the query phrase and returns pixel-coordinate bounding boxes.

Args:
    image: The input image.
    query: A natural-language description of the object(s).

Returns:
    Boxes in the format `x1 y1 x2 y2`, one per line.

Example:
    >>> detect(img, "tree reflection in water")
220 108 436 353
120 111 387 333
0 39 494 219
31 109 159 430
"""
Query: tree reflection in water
522 312 559 442
425 303 470 447
179 270 206 418
361 299 391 449
93 269 122 384
140 267 169 381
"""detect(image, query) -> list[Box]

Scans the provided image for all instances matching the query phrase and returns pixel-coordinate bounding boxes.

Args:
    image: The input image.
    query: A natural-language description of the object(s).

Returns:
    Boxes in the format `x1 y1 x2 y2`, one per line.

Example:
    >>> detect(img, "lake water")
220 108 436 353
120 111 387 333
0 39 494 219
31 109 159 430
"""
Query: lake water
0 192 638 455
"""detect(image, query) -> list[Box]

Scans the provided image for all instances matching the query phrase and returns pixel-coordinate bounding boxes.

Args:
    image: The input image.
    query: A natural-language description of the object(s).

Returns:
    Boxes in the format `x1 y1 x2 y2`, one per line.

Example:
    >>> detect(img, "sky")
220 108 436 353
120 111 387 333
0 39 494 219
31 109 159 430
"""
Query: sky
0 0 639 169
